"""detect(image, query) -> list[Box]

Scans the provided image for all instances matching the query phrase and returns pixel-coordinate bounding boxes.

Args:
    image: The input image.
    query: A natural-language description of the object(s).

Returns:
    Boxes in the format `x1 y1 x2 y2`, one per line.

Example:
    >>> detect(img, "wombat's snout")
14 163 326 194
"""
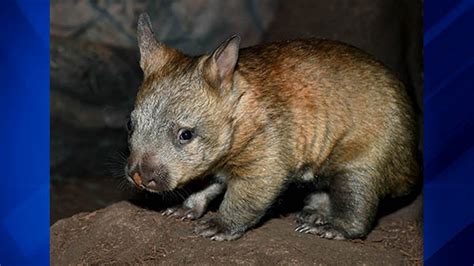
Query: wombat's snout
126 157 170 191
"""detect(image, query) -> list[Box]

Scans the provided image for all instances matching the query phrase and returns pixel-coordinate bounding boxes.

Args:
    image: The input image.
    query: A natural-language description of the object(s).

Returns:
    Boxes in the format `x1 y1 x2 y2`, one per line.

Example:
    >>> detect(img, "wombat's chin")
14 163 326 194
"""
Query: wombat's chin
139 179 178 193
144 188 162 193
144 186 172 193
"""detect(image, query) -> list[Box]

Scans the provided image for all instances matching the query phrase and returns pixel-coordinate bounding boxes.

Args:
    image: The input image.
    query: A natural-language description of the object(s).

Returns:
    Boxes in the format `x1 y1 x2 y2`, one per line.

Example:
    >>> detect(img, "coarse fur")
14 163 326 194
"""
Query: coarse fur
125 13 420 241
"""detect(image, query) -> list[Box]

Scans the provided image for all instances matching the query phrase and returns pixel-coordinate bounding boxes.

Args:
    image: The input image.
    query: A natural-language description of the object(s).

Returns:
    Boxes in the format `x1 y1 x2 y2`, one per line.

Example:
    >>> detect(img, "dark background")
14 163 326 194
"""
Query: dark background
50 0 422 223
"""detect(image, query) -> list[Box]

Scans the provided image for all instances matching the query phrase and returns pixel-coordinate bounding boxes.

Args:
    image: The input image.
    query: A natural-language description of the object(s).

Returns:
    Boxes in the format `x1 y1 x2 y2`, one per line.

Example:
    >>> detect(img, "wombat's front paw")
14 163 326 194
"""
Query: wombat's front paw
162 206 202 220
194 217 244 241
296 209 328 225
295 223 346 240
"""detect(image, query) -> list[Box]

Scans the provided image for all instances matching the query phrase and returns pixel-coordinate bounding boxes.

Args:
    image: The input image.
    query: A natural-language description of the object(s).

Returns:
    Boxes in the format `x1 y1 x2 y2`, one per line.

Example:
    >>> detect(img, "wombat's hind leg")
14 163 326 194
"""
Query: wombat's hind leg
296 192 330 225
163 182 225 220
296 169 378 240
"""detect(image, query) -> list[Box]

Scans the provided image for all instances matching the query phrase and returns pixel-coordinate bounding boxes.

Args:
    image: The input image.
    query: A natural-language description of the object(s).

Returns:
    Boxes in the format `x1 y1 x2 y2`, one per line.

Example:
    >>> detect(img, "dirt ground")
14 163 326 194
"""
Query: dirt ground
51 187 423 265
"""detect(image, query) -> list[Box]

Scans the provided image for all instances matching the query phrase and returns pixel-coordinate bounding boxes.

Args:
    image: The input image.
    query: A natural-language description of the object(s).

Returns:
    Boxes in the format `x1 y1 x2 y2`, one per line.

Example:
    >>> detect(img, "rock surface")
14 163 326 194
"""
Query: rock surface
50 37 139 180
51 195 423 265
50 0 278 54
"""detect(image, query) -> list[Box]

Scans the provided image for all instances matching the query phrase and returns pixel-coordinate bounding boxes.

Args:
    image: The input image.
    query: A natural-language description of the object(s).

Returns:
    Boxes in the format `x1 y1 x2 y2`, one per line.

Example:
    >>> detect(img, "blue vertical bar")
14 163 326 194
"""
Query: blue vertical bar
0 1 50 265
424 0 474 264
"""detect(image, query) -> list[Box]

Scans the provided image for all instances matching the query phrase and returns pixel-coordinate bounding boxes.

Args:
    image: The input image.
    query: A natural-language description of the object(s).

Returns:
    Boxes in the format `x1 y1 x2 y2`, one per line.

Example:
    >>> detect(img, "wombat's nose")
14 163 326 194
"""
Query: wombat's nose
126 164 143 187
132 162 169 188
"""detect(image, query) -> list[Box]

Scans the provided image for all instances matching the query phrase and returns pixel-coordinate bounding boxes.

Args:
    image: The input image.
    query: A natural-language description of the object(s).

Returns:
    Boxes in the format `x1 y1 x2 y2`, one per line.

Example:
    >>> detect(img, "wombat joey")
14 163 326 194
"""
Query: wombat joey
125 13 420 241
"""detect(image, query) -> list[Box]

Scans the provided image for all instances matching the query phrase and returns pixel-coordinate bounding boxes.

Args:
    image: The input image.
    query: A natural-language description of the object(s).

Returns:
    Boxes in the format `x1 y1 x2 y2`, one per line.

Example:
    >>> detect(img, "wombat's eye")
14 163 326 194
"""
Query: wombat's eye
178 128 194 144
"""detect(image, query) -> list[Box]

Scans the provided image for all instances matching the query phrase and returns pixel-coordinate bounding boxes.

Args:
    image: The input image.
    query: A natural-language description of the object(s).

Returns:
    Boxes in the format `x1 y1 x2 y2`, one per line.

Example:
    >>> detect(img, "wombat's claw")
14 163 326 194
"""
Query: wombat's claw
210 232 242 241
194 218 242 241
295 223 345 240
162 207 177 216
162 207 199 220
295 223 313 233
296 210 327 225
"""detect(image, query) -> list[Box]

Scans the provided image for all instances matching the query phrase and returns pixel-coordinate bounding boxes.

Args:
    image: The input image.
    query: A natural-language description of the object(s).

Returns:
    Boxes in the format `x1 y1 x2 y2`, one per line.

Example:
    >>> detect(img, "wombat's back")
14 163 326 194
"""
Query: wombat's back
235 39 419 197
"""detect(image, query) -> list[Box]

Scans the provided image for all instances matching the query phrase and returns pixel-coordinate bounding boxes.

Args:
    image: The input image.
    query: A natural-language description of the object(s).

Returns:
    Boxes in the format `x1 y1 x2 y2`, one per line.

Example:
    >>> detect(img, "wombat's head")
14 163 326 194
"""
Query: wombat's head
125 13 240 193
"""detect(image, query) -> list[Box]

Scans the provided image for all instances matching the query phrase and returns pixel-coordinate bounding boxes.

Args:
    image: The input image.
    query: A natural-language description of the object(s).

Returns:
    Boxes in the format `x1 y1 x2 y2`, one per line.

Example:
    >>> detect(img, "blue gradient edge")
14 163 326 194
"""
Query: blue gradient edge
424 0 474 264
0 0 50 265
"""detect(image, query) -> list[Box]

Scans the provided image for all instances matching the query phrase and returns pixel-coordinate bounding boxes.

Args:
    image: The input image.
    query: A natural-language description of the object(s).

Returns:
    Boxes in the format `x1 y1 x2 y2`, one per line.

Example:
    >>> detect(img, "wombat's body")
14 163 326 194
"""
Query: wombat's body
126 14 419 241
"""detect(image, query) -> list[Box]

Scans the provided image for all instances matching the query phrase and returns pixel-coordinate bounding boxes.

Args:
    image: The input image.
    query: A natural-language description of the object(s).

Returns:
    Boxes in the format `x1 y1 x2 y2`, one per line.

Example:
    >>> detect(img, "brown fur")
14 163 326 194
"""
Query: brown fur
231 40 418 195
126 14 419 241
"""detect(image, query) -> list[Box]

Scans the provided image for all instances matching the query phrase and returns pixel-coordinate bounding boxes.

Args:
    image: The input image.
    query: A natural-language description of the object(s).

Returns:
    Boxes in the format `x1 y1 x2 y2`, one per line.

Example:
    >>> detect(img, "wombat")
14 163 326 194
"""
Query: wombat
125 13 419 241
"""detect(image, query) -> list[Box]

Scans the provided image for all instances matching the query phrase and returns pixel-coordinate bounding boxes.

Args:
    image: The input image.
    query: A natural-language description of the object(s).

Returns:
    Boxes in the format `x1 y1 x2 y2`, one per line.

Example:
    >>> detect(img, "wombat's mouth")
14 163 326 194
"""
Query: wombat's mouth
127 173 173 193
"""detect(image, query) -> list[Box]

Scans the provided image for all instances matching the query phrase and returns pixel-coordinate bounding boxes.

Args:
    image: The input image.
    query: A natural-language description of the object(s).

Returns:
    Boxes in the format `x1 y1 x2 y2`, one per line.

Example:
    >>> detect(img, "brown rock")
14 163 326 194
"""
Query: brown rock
50 0 278 54
51 196 422 265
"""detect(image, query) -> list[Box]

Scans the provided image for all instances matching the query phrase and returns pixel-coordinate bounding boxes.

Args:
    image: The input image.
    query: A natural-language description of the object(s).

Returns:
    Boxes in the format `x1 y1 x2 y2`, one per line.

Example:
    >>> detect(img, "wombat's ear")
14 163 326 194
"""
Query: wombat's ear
137 13 171 75
204 35 241 91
